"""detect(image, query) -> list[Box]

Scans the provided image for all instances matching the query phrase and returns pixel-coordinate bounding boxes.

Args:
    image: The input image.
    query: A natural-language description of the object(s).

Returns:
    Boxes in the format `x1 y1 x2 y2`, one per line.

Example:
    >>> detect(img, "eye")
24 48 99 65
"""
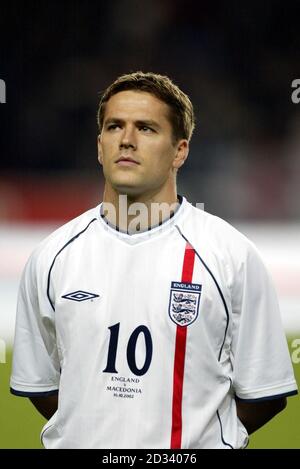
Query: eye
139 126 154 133
107 124 121 131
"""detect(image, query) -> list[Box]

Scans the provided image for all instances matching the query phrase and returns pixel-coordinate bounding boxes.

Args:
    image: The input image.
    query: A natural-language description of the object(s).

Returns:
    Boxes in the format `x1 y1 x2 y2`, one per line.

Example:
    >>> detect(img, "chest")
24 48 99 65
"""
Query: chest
51 236 232 362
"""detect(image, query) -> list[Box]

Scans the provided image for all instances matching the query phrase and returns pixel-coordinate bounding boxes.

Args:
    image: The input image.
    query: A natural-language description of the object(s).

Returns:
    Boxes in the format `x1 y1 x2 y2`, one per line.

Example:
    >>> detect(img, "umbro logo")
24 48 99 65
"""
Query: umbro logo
61 290 100 302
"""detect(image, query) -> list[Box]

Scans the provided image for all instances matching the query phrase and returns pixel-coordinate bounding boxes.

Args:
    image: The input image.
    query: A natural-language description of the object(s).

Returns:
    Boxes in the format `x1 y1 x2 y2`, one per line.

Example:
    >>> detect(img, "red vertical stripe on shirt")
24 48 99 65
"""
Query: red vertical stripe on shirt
170 243 195 449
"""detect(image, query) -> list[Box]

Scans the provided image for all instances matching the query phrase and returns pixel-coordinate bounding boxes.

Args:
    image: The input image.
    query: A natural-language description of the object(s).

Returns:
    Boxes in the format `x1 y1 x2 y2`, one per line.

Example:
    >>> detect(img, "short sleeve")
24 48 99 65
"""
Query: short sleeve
230 241 298 401
10 251 60 396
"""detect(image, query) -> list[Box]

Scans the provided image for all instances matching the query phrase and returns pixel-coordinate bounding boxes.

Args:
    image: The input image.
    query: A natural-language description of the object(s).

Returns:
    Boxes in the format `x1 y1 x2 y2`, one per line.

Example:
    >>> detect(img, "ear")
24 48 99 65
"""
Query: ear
97 135 103 165
172 139 189 170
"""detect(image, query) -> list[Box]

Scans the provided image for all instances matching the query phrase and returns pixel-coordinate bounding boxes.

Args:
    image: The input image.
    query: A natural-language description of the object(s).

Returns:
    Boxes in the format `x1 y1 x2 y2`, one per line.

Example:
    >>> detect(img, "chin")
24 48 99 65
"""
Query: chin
113 184 143 197
110 175 141 193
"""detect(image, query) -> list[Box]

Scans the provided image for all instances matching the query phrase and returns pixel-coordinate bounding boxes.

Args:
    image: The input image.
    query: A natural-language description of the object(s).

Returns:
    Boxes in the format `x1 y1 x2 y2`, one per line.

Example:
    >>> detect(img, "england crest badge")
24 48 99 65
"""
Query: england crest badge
169 281 202 326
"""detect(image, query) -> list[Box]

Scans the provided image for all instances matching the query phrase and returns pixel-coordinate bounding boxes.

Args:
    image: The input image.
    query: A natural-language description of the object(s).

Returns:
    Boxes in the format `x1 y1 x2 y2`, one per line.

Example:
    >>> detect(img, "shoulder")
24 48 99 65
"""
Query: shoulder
182 203 258 262
25 205 100 275
181 202 273 301
180 202 270 292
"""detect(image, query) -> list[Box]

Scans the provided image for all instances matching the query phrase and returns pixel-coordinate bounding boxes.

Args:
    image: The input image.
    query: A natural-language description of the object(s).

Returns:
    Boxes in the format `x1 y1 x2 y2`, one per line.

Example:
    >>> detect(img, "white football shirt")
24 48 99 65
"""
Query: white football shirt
10 196 298 448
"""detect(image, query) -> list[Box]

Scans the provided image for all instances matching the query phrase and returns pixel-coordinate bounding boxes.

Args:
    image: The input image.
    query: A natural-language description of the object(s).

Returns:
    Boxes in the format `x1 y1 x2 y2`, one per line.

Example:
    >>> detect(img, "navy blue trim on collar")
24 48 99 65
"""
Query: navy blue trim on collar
100 195 183 235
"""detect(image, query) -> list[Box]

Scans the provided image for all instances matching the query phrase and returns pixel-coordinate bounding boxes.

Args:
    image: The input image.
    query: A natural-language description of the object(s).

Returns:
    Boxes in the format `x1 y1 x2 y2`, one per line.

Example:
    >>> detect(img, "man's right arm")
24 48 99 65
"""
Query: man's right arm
29 395 58 420
11 247 61 419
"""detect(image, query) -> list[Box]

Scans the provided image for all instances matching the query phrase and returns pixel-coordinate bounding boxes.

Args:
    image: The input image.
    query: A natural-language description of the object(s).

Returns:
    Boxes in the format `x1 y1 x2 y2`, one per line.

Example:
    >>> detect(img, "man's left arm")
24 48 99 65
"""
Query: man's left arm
236 396 287 434
230 237 297 435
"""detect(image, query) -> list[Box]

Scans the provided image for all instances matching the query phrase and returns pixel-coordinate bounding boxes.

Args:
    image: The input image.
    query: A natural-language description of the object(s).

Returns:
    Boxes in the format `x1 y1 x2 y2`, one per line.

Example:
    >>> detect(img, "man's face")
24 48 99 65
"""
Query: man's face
98 90 188 198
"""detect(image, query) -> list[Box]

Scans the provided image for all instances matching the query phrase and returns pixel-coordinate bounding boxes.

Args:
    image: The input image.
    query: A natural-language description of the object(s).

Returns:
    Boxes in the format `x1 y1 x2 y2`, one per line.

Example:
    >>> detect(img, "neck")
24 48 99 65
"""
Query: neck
102 184 179 233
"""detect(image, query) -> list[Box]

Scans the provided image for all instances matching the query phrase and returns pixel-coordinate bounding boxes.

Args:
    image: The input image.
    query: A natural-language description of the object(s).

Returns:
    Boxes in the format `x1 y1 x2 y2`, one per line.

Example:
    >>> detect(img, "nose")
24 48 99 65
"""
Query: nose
119 125 137 150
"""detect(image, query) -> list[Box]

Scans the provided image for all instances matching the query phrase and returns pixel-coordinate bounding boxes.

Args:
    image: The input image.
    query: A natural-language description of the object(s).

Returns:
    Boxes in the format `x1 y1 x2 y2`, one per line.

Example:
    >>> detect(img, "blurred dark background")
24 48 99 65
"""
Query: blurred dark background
0 0 300 222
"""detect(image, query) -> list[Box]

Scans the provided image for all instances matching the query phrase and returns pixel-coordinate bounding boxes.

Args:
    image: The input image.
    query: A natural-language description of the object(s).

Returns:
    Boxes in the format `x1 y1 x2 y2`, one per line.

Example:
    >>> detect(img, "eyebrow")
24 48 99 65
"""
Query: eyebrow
104 118 161 130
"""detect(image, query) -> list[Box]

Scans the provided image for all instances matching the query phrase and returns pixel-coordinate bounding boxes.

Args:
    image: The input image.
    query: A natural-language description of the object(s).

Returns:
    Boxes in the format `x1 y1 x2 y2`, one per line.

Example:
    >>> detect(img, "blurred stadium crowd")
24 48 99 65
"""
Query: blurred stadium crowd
0 0 300 222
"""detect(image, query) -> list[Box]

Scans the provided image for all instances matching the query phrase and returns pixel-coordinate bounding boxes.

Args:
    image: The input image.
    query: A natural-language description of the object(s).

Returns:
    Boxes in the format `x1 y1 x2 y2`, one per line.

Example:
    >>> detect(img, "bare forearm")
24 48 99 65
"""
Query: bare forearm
29 394 58 420
236 397 287 434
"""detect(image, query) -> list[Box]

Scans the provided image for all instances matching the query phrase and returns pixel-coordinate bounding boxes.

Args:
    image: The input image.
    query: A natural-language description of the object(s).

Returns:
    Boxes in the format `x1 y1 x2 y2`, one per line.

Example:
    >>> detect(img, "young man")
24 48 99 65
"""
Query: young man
10 72 298 449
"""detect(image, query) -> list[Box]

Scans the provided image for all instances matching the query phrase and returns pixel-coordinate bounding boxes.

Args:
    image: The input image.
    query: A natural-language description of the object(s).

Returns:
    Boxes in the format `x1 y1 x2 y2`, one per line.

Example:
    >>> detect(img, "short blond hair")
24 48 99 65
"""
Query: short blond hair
97 71 195 143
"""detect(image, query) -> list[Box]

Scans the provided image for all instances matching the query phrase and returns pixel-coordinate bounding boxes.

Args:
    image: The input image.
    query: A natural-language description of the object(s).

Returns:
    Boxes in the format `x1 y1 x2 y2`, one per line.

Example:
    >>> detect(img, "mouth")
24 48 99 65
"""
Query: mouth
115 156 140 166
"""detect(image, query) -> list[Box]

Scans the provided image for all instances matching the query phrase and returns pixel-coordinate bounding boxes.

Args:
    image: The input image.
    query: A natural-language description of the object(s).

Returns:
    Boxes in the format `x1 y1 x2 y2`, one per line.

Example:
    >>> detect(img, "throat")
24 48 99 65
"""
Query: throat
100 195 181 234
